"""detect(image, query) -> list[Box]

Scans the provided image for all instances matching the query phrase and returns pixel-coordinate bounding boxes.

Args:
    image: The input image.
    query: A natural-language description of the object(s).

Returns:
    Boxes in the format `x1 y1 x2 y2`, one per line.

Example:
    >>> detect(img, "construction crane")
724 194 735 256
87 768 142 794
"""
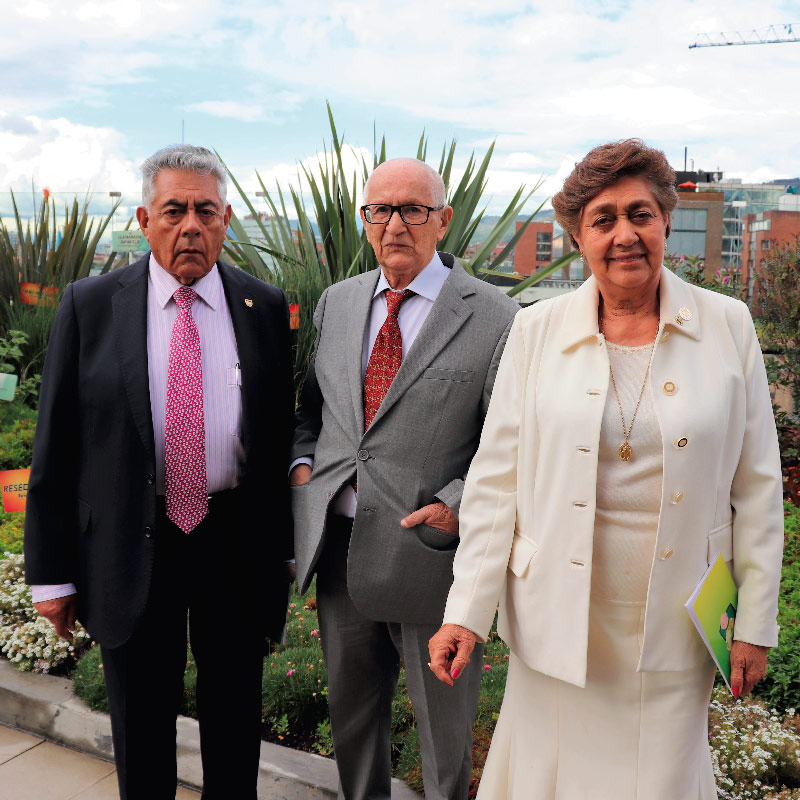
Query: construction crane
689 23 799 48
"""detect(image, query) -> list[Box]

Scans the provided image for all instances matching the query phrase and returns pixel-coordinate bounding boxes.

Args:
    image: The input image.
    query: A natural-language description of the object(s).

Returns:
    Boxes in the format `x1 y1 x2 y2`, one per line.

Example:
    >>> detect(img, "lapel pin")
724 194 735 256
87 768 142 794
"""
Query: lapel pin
245 298 254 308
674 315 684 326
678 307 692 321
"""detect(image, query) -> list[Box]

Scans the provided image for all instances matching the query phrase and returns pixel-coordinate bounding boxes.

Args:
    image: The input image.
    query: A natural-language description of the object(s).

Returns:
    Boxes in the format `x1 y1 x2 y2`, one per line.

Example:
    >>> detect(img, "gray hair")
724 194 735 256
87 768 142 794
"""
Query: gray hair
140 144 228 210
364 158 446 207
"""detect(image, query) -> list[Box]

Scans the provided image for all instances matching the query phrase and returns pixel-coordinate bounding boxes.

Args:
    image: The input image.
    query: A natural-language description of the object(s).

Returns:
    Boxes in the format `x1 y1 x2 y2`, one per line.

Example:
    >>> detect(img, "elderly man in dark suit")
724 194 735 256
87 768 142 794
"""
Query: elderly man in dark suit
24 144 294 800
290 158 519 800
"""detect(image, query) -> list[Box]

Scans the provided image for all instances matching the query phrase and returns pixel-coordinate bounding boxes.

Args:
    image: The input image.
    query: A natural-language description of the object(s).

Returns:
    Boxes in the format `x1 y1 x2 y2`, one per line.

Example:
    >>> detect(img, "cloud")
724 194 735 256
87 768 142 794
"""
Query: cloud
2 0 798 220
0 112 139 195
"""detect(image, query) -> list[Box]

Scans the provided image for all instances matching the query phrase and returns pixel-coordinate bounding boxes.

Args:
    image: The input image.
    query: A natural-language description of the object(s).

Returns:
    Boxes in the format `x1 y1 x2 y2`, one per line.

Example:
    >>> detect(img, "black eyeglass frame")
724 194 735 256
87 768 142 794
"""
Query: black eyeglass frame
361 204 445 225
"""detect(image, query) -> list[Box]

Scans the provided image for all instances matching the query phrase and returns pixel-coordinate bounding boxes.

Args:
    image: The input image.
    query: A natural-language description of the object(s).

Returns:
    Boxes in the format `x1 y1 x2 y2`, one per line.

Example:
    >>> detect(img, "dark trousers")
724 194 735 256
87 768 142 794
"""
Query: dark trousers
317 515 483 800
101 490 269 800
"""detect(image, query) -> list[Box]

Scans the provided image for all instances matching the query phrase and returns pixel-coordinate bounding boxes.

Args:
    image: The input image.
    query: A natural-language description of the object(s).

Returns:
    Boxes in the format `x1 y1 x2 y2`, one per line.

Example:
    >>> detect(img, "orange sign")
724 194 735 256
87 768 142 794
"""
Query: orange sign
0 468 31 513
289 303 300 331
20 283 59 307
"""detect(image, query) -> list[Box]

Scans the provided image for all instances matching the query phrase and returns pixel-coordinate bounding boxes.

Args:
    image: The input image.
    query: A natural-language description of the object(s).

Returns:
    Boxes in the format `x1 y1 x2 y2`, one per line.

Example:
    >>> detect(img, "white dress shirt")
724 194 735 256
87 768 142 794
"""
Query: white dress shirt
293 252 451 518
32 257 242 603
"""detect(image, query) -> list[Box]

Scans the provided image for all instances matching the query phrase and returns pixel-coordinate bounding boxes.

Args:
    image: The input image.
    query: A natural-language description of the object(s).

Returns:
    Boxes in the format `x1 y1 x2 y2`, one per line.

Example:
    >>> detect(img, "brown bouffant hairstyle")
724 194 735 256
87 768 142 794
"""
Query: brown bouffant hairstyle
552 139 678 247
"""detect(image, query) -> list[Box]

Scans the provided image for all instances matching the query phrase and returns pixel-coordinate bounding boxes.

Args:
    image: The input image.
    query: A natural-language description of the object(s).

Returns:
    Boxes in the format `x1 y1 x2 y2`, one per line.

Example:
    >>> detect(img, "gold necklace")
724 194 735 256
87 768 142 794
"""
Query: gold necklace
600 317 658 462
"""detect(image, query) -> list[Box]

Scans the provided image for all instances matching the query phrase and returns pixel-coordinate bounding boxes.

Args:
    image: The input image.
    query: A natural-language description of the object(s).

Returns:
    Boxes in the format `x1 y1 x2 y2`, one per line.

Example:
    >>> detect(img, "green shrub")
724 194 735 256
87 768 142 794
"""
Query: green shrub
0 508 24 556
72 646 109 712
754 502 800 712
261 645 328 731
0 416 35 471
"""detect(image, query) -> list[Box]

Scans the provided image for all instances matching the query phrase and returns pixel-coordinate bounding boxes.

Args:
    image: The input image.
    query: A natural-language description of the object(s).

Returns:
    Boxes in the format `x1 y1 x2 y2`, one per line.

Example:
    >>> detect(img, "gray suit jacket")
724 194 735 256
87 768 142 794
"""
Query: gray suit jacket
291 253 519 624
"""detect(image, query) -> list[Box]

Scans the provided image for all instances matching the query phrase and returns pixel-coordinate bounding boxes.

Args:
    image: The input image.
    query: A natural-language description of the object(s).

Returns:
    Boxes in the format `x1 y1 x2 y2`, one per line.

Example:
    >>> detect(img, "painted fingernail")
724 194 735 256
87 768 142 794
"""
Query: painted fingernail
451 667 461 679
732 685 741 699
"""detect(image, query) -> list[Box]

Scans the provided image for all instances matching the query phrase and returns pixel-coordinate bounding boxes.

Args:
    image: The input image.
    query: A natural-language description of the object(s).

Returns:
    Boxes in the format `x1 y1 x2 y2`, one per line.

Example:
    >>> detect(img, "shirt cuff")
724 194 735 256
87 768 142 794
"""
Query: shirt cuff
31 584 77 604
289 456 313 474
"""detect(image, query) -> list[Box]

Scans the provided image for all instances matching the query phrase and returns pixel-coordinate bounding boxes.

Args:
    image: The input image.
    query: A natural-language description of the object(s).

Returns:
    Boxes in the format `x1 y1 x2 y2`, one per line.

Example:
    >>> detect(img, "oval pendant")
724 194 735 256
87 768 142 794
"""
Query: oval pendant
618 442 632 461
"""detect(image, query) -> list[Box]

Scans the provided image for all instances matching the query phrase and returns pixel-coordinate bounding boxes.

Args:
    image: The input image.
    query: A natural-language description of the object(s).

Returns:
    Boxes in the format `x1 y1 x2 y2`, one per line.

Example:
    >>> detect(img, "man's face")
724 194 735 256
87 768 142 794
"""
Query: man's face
136 169 232 285
361 161 452 284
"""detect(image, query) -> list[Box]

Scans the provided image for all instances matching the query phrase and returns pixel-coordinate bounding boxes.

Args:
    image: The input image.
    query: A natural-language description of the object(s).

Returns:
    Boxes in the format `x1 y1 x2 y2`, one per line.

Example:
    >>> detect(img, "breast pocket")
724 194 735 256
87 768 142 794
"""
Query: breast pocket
422 368 475 383
227 364 242 437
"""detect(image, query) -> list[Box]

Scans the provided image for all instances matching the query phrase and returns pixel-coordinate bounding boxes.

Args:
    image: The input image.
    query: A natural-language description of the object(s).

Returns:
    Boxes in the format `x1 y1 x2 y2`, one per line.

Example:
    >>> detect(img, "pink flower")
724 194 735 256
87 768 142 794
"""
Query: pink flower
310 629 319 638
286 669 296 676
483 664 491 671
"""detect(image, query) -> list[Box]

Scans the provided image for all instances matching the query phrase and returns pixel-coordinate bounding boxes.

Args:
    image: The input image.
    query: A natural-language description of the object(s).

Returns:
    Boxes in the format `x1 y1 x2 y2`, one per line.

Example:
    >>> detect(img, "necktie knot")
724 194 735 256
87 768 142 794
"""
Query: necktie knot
385 289 413 318
173 286 197 311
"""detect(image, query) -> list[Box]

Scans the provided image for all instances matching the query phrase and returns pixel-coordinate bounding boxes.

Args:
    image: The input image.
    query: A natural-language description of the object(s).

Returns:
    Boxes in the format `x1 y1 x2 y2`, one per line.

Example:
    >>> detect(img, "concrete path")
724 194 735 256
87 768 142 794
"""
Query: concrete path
0 723 200 800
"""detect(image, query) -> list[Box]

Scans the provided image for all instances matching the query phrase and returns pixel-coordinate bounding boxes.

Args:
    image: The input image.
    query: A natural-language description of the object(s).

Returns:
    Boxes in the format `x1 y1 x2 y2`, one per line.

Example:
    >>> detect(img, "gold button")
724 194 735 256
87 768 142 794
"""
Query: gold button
676 437 688 448
659 547 674 560
663 381 676 395
671 491 684 504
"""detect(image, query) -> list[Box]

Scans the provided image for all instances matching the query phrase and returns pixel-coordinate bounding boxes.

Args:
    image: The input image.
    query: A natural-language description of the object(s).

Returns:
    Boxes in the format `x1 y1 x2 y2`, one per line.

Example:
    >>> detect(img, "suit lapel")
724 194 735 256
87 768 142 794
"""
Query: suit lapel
218 262 260 457
112 257 155 462
347 270 381 432
366 262 474 430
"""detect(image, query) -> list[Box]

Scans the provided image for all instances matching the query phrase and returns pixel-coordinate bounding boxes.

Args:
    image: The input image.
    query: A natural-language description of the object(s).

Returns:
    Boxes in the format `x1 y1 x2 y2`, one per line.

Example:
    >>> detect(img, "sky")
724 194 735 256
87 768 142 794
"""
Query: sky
1 0 799 224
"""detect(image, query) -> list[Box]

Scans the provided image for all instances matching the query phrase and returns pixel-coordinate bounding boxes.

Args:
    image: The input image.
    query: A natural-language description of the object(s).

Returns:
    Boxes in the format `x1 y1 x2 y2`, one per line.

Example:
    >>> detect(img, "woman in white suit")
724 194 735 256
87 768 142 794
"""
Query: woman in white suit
428 139 784 799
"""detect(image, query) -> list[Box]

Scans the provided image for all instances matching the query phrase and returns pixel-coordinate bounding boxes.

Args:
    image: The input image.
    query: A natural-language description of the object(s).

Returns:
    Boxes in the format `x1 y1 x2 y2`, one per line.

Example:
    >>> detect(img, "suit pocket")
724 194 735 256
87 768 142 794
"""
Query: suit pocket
77 499 92 535
422 368 474 383
415 523 460 551
508 533 538 578
706 520 733 564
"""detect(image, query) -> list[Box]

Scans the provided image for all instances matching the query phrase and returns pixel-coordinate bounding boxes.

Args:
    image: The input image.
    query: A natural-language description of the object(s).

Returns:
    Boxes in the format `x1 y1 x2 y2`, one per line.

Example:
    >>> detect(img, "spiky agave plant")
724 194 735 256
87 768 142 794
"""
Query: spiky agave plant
222 103 573 390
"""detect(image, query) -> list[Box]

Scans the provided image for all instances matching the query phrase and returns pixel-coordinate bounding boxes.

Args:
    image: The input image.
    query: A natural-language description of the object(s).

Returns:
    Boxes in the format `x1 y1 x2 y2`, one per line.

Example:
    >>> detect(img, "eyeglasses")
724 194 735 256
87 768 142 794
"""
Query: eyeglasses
361 204 444 225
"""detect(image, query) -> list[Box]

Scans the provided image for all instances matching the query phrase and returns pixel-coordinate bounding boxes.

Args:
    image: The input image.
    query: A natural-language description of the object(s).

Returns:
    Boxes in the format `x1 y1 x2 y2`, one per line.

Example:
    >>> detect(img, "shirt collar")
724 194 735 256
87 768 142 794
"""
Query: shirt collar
374 252 449 302
148 254 222 310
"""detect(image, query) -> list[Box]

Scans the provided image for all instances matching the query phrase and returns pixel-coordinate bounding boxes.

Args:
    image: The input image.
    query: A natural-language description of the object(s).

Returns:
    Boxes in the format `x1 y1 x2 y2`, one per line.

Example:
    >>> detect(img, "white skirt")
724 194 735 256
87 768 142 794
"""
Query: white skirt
477 598 718 800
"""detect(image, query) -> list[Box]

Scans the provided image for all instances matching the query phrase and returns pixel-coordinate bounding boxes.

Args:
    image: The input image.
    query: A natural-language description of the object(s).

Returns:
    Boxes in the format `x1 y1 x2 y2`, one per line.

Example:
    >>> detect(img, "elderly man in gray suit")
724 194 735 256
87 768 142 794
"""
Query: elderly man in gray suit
290 157 518 800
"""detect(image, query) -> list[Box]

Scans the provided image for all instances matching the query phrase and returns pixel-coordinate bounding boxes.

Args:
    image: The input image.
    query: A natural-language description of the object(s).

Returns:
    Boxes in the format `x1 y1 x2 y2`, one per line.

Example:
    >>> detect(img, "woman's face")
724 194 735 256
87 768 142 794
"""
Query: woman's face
572 175 668 299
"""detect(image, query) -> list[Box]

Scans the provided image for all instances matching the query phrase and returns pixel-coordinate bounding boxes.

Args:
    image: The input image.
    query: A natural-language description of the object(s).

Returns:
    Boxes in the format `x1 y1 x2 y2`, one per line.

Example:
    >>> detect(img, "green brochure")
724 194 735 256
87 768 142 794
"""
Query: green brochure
0 373 17 402
684 552 738 694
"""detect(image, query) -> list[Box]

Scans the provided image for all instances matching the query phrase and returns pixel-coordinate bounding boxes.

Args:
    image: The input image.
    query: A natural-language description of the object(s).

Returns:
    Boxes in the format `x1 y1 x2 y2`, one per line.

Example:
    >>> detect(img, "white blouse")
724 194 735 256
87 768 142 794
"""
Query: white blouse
592 339 663 604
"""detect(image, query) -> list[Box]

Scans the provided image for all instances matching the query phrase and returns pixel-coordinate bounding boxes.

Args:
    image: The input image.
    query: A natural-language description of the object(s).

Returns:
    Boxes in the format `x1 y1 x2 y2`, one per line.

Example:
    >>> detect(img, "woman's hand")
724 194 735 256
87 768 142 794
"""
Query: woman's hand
428 624 478 686
730 641 770 698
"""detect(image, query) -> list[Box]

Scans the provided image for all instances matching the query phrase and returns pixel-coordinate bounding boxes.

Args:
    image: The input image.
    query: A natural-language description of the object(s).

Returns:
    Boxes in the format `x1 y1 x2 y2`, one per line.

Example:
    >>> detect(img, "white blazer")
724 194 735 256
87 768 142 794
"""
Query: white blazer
444 266 784 688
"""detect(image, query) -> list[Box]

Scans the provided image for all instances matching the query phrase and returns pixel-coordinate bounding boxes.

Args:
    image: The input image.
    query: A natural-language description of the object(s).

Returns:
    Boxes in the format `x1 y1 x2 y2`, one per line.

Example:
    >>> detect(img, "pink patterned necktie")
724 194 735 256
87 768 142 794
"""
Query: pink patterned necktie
165 286 208 533
364 289 414 430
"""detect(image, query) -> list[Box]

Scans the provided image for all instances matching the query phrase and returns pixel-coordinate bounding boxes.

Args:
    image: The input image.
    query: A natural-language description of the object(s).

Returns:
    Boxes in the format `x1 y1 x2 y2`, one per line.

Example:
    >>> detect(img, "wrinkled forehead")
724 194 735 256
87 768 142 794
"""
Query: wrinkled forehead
152 169 224 207
364 165 437 206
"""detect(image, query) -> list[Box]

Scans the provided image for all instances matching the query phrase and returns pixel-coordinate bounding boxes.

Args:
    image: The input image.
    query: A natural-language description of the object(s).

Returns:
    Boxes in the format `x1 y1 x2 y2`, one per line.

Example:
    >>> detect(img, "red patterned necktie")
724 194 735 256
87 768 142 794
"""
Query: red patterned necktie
364 289 414 430
165 286 208 533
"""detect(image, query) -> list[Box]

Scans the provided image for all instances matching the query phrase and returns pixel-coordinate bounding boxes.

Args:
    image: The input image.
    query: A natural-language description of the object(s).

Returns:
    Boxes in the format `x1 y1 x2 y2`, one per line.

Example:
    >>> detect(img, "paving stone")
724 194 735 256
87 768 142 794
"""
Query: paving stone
0 741 114 800
0 726 41 766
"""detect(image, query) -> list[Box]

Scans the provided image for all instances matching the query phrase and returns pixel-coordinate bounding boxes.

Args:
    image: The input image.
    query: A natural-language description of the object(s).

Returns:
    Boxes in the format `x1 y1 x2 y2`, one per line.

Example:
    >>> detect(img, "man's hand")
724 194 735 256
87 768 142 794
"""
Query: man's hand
428 624 478 686
730 641 770 698
33 595 78 641
401 502 458 535
289 464 312 486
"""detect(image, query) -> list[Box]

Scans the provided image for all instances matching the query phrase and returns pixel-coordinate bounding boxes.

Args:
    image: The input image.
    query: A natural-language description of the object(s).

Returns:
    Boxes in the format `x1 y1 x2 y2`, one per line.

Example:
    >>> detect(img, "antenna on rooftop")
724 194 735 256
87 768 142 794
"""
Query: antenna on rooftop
690 23 799 48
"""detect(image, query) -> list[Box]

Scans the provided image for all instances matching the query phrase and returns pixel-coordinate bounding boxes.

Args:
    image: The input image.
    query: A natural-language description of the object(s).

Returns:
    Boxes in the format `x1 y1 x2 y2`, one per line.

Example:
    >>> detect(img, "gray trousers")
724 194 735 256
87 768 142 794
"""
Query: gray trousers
316 515 483 800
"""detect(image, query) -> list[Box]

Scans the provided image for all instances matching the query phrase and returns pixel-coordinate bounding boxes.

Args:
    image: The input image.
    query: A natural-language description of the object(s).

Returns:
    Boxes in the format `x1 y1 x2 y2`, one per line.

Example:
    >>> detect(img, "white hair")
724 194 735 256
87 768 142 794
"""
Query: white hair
364 158 446 207
140 144 227 210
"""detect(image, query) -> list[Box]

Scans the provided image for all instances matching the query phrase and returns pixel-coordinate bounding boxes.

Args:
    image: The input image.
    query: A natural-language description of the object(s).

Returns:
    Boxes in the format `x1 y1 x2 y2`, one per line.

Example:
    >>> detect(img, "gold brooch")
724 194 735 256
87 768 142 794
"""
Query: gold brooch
245 298 254 308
